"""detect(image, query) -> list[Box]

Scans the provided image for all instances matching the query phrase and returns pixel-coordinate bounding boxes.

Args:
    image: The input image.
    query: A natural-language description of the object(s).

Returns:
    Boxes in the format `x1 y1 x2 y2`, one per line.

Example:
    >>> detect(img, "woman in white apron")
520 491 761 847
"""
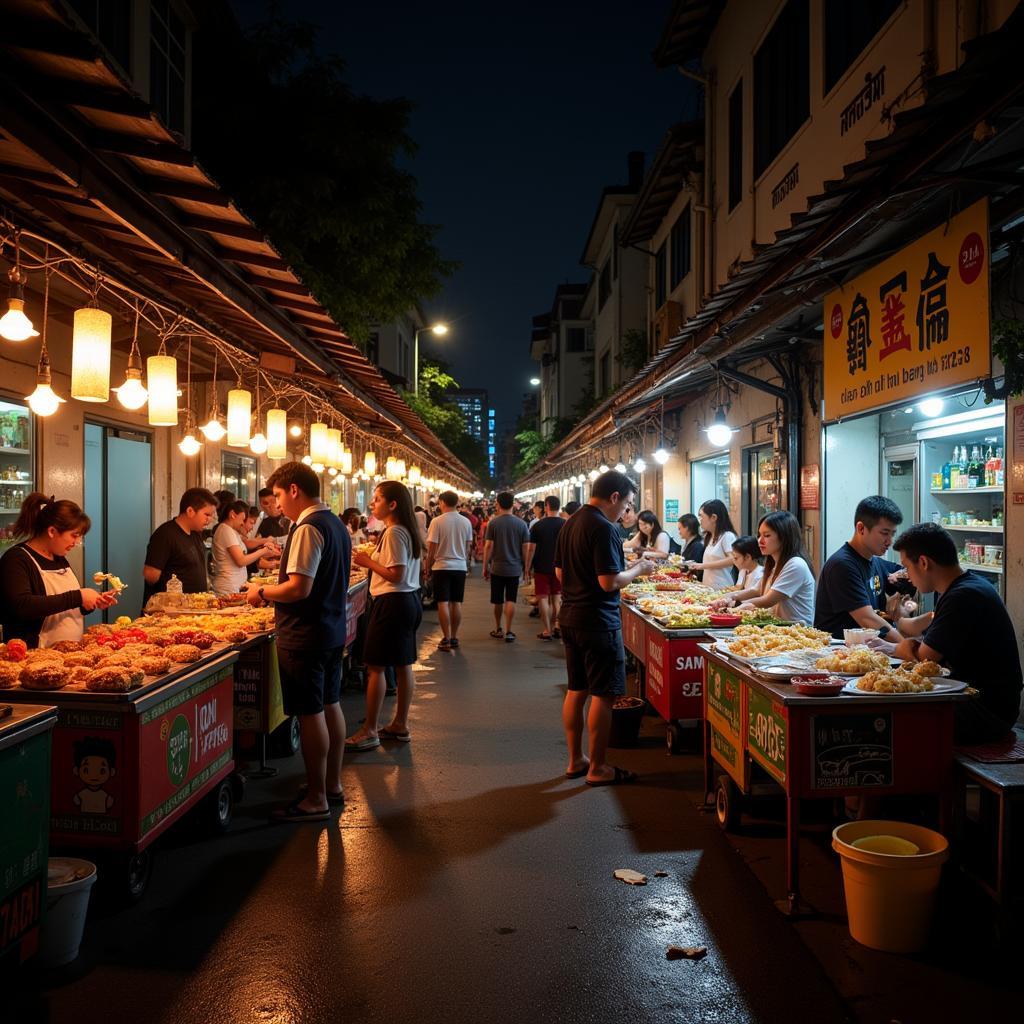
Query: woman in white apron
0 492 117 648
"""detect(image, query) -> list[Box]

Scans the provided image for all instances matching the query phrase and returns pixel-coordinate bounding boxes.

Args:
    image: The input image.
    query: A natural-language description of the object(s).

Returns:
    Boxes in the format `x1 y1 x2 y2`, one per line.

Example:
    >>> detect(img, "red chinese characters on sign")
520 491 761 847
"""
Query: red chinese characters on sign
878 272 912 361
800 465 820 510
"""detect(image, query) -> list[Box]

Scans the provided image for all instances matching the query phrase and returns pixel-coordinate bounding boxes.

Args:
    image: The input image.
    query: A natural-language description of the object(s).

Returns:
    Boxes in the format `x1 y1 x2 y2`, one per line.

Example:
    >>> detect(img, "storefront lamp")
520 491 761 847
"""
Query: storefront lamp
26 349 64 417
227 386 252 446
341 449 353 475
249 431 268 455
364 450 377 476
267 408 287 459
70 306 112 402
705 408 733 448
0 263 38 342
918 398 944 418
178 413 202 457
327 428 342 470
289 423 303 438
614 462 626 474
653 447 670 465
588 469 599 481
633 457 647 474
310 422 329 464
396 458 407 480
408 464 422 485
599 464 609 474
147 353 178 426
301 454 313 466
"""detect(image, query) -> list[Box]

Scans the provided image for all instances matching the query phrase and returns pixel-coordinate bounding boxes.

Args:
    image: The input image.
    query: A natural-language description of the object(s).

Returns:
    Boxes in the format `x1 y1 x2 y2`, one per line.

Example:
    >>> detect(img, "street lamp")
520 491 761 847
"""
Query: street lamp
529 377 541 386
413 322 448 396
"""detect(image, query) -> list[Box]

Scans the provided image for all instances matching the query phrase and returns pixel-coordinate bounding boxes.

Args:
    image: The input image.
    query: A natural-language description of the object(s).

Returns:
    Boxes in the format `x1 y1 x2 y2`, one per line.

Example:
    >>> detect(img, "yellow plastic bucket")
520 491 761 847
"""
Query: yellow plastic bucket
832 820 949 954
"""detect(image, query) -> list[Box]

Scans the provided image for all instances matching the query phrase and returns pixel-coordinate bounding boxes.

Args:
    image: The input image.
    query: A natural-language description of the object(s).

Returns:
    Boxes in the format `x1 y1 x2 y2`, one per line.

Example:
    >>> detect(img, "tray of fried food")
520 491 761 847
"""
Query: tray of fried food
0 661 22 689
814 646 892 675
85 664 145 692
899 659 950 678
718 624 832 661
19 660 69 691
851 668 934 694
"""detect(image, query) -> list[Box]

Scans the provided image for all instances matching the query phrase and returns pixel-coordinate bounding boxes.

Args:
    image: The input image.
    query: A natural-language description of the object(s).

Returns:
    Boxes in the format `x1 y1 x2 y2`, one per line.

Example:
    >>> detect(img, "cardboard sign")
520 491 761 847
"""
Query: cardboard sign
823 200 990 420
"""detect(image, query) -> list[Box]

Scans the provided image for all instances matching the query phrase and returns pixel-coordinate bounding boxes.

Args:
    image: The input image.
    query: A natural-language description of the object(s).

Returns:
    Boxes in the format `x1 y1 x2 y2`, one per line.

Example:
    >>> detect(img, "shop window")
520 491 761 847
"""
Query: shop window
691 453 730 513
743 445 784 533
670 205 691 289
598 259 612 311
68 0 132 73
728 80 743 211
823 0 899 94
0 400 34 555
150 0 187 137
221 450 258 505
654 242 667 310
754 0 809 178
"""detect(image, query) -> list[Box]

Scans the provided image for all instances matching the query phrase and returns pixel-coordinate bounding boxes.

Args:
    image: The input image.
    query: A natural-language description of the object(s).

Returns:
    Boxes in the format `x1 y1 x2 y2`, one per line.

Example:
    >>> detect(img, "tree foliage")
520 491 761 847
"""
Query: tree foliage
190 5 457 343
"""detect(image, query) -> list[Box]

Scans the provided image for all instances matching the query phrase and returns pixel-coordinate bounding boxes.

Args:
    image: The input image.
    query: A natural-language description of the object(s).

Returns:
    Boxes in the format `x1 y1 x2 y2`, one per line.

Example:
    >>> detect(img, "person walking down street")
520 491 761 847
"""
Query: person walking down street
526 495 564 641
556 470 654 785
483 490 531 643
143 488 219 604
247 462 351 821
347 481 423 749
425 490 475 652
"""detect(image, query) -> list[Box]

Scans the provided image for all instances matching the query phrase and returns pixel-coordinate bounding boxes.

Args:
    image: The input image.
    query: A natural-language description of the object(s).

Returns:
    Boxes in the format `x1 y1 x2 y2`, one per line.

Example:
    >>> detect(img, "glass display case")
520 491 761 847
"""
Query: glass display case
0 399 34 553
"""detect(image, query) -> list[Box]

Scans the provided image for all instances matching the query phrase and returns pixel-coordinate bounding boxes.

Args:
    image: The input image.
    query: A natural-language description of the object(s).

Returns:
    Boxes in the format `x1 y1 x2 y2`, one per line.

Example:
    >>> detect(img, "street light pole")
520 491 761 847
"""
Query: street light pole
413 322 449 396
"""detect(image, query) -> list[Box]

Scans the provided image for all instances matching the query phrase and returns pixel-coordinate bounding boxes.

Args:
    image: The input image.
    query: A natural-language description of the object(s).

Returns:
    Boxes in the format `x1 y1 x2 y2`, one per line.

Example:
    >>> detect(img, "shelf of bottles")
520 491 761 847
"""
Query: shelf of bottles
0 399 34 553
921 422 1004 593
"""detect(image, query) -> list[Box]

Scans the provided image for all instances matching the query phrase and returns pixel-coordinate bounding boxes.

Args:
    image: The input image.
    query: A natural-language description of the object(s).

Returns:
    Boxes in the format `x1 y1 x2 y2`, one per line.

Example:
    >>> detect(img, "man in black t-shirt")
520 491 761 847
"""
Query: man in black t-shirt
527 495 565 640
555 471 653 786
871 523 1022 743
815 495 915 639
256 486 290 539
143 488 218 603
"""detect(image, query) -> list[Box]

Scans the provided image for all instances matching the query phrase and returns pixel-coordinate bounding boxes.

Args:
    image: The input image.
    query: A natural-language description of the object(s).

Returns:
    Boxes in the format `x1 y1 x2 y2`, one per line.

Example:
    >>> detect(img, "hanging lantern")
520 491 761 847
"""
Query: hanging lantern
114 307 148 411
267 408 287 459
147 352 178 426
364 450 377 476
70 306 112 402
340 449 353 475
327 428 342 470
178 409 202 457
385 455 397 479
0 235 38 342
310 421 329 465
408 464 421 485
396 458 407 480
227 385 252 446
25 264 64 416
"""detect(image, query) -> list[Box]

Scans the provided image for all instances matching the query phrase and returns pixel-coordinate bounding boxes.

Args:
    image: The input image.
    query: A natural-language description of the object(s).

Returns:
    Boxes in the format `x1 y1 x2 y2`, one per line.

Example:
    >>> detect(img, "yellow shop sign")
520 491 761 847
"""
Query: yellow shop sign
823 199 990 420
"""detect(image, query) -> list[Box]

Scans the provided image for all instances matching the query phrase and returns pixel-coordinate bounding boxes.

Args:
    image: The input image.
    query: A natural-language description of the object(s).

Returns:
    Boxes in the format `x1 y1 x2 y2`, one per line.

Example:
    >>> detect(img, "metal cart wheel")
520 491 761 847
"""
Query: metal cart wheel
125 849 153 903
271 715 301 757
204 778 234 834
666 722 685 755
715 775 742 832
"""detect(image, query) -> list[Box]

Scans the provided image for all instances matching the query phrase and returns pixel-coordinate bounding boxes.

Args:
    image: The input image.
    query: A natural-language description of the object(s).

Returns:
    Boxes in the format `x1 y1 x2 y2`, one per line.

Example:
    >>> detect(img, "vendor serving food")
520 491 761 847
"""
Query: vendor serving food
623 511 672 559
867 523 1022 744
0 492 118 647
814 496 918 641
712 511 815 625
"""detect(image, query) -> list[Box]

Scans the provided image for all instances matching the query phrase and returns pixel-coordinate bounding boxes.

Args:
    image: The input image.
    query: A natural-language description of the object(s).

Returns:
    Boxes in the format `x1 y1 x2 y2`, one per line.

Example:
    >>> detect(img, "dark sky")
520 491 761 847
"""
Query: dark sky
232 1 696 439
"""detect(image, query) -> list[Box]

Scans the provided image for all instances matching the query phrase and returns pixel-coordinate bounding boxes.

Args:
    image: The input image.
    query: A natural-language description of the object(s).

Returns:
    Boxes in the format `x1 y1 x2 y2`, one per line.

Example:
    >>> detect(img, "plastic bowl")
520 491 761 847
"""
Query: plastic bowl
790 674 845 696
708 614 742 627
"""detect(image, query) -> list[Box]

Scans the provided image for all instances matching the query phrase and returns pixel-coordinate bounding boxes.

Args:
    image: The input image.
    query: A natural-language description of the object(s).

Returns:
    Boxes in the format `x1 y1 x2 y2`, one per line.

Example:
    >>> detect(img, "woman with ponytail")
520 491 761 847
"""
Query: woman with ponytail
0 492 117 647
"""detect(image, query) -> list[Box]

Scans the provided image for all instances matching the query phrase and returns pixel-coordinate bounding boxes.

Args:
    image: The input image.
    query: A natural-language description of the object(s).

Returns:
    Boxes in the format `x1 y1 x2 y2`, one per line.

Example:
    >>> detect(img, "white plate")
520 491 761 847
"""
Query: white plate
842 678 967 696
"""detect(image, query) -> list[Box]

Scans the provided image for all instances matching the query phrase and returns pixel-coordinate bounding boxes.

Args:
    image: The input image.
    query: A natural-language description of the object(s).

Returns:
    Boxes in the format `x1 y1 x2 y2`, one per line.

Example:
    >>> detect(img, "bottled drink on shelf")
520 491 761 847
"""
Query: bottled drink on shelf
984 445 995 487
941 452 952 490
968 446 983 488
949 446 960 489
995 447 1004 487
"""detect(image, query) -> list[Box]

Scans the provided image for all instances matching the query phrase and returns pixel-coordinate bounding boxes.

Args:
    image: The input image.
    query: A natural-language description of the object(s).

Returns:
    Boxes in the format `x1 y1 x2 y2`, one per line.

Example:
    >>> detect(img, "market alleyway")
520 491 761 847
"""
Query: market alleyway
12 576 1016 1024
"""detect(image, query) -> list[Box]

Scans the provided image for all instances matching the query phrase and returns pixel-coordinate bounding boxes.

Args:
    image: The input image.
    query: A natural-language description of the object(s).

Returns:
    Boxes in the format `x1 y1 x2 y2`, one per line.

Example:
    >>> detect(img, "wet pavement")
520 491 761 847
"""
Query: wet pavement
11 575 1019 1023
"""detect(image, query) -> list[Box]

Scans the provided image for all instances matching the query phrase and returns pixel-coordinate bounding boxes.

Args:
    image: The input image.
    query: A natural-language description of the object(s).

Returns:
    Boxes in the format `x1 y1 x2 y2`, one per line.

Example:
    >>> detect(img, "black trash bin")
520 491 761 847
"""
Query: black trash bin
609 696 646 748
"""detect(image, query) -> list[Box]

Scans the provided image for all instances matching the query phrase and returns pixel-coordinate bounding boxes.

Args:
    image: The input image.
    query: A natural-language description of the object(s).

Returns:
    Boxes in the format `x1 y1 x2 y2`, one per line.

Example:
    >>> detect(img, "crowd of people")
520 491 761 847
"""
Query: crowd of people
0 464 1019 812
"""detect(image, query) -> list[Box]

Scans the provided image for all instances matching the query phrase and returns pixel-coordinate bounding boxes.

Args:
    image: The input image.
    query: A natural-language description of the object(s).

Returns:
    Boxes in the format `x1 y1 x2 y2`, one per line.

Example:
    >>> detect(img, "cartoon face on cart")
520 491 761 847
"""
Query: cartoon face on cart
72 736 117 813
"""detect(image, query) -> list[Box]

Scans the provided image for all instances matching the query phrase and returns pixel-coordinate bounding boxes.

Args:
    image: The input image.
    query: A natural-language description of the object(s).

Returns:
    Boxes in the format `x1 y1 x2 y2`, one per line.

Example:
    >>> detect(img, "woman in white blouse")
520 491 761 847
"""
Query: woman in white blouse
347 481 423 750
211 501 277 596
624 510 672 559
684 499 737 589
716 511 816 624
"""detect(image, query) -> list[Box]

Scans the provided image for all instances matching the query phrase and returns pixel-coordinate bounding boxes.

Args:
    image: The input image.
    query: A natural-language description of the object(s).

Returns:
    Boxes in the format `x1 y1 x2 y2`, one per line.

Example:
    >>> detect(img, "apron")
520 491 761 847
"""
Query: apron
32 554 84 647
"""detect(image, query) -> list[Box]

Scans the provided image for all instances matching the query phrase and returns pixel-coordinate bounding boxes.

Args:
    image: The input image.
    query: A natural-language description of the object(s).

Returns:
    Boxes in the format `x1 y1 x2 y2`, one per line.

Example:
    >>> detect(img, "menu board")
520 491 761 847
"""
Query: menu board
811 712 893 790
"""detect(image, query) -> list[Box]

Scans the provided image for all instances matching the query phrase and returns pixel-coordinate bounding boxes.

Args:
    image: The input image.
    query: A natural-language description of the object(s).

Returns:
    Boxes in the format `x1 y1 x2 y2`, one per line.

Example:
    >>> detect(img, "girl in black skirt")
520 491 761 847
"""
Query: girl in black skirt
347 480 423 750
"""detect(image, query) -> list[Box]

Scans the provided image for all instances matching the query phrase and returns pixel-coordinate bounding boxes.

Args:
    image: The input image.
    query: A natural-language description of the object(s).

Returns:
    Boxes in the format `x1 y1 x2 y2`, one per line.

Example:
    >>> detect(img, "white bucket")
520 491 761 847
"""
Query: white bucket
36 857 97 967
832 820 949 954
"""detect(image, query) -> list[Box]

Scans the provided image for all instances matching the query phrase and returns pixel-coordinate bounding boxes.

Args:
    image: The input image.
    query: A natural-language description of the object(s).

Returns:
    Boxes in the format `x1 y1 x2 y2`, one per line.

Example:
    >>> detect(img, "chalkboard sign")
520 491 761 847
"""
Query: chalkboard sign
811 712 893 790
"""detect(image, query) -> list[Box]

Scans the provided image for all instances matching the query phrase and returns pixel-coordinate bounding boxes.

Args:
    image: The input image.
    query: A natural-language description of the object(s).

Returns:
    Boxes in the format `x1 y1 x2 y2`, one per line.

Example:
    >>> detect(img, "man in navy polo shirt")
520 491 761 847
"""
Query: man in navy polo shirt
815 495 915 640
248 461 351 821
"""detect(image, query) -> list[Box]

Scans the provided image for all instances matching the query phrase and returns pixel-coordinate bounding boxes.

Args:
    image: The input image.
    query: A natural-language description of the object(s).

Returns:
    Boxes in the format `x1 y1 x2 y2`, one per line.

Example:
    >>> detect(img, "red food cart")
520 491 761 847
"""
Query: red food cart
4 651 241 901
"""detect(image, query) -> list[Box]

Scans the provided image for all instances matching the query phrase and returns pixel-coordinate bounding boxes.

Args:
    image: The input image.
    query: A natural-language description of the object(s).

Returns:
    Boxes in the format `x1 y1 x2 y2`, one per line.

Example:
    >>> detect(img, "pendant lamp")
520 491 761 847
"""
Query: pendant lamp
114 305 148 410
310 421 329 465
364 449 377 476
267 408 287 459
0 232 39 342
200 352 226 441
227 380 252 446
249 377 267 454
70 279 111 402
25 262 65 417
147 338 178 426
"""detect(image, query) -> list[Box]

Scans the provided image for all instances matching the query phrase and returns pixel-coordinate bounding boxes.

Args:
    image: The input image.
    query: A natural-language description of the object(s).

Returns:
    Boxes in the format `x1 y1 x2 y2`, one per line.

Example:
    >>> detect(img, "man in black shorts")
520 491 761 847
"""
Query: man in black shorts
555 470 654 785
483 491 531 642
425 490 475 651
247 462 351 821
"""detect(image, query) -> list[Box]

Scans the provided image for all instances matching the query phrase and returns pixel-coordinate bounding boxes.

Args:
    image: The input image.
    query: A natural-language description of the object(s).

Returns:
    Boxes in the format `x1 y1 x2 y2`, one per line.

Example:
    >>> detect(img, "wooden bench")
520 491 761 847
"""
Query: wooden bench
953 736 1024 906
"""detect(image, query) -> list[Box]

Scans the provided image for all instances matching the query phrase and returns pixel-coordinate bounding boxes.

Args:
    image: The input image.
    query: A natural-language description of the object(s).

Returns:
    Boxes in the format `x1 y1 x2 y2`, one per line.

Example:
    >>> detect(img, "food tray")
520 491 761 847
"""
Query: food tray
842 678 967 696
155 605 247 617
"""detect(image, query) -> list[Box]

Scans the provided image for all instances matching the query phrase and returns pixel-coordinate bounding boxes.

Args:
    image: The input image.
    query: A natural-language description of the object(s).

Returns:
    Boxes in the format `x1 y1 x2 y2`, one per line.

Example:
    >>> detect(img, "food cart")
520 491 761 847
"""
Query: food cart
3 650 240 902
621 601 707 752
0 702 56 963
701 643 965 914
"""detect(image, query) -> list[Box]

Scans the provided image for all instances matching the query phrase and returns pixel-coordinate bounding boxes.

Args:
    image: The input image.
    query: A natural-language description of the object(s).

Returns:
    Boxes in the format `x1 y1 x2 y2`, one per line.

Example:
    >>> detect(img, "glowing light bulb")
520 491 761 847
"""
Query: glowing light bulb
0 299 38 342
653 447 670 465
249 432 268 455
178 432 201 457
115 374 148 411
633 458 647 474
200 414 226 441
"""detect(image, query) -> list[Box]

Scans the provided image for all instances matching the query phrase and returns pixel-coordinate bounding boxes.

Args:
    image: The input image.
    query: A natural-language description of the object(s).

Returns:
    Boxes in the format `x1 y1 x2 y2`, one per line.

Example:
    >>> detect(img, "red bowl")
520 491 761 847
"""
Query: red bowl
790 674 845 696
708 614 742 627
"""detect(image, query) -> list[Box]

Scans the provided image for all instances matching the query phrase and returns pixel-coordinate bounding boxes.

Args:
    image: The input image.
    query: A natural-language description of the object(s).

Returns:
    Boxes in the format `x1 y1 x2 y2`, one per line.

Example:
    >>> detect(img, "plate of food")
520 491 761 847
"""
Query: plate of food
813 646 893 676
791 674 846 696
844 667 967 695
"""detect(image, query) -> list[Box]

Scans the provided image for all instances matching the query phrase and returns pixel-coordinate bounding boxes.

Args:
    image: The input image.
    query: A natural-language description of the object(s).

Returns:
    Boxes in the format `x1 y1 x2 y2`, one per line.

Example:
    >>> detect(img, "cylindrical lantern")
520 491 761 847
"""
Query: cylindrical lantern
70 307 112 402
227 387 252 446
267 408 287 459
147 354 178 426
364 450 377 476
340 449 353 475
327 428 342 470
385 455 396 479
396 458 406 480
310 421 329 465
408 465 421 485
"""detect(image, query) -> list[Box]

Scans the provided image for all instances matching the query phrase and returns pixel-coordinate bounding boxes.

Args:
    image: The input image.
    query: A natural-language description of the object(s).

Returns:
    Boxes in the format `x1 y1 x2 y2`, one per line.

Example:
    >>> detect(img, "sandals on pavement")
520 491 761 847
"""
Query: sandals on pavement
344 734 381 751
489 628 504 639
537 632 553 641
297 783 346 806
438 637 452 652
449 638 460 648
380 725 412 742
273 800 331 822
585 766 638 787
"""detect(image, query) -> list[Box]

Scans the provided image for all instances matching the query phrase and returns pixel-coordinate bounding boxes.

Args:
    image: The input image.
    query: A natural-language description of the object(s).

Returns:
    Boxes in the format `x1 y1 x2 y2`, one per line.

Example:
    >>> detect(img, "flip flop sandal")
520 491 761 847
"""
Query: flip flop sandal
505 632 517 643
438 638 452 651
585 766 638 787
344 735 381 751
449 638 460 648
297 783 346 805
489 629 504 639
273 800 331 822
537 632 553 641
565 766 589 779
380 726 412 742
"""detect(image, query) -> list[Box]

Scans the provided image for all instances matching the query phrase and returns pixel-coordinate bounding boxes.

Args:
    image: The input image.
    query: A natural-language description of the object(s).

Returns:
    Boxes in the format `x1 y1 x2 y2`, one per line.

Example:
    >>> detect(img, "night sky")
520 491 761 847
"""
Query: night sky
232 1 697 441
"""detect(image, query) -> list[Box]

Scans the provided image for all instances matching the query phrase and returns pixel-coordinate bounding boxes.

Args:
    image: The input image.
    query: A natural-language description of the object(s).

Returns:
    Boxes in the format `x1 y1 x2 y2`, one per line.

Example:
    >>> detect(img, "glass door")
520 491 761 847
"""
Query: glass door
743 444 784 532
883 444 918 530
221 451 258 505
